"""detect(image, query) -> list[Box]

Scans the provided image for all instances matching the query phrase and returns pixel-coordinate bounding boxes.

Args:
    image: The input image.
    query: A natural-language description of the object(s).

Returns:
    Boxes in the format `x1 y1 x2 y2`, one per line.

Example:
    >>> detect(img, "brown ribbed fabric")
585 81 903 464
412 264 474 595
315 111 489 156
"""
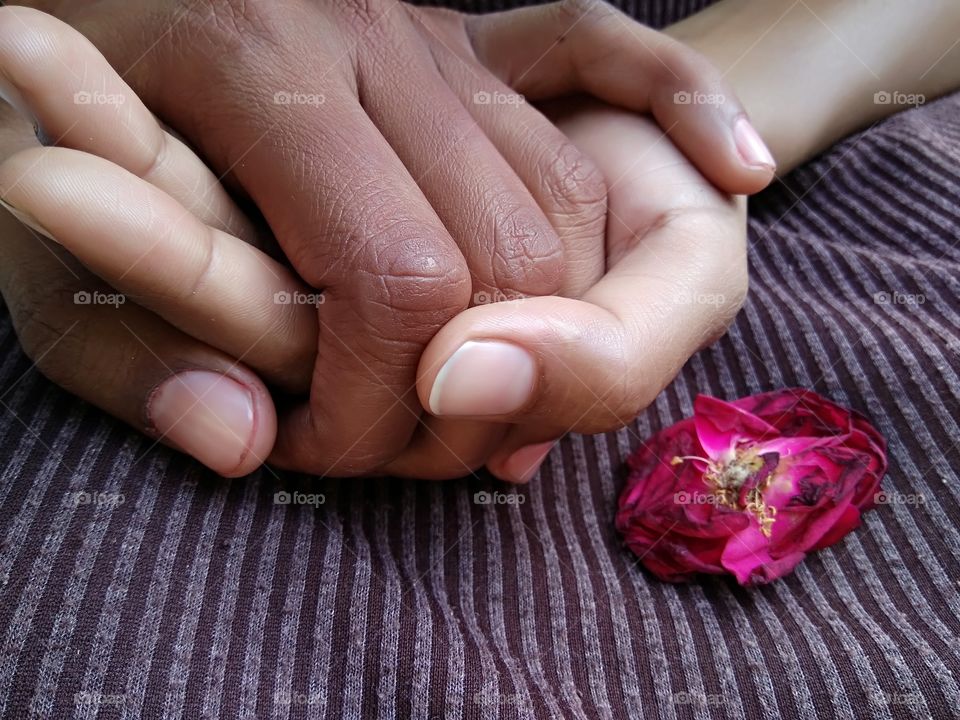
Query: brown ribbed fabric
2 1 960 718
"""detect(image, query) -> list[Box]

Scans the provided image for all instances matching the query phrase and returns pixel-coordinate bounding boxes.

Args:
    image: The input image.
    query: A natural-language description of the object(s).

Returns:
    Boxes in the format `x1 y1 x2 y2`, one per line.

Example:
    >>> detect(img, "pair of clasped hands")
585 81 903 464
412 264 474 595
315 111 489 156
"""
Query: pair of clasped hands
0 0 775 482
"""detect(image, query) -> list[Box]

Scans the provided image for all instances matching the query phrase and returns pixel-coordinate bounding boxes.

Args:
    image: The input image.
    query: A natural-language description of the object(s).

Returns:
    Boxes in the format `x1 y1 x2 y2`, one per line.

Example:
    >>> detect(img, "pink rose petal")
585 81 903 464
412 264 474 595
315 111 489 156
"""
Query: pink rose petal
616 389 887 586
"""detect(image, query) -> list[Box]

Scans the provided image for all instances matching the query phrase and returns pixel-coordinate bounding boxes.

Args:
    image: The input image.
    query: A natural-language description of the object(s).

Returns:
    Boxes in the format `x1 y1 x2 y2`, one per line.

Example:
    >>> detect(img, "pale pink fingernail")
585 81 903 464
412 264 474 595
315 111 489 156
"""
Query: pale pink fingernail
428 340 536 417
502 441 555 484
733 116 775 171
148 371 256 475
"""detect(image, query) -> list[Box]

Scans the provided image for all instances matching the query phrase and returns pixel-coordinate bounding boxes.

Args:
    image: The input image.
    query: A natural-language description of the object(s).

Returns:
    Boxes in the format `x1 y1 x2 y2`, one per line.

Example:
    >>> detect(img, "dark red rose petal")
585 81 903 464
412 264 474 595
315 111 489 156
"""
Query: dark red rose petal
617 389 887 586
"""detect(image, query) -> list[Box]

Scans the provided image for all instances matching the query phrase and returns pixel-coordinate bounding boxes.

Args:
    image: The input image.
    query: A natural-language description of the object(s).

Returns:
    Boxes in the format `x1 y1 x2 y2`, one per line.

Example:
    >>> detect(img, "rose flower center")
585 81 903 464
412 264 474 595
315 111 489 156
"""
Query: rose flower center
672 447 779 537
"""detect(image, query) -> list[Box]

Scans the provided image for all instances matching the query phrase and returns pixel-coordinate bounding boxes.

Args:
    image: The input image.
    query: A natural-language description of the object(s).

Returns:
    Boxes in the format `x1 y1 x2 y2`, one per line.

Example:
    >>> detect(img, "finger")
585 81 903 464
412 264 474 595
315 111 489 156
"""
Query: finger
490 431 560 486
357 17 565 302
0 209 277 477
359 16 573 478
190 86 472 474
0 5 258 244
381 417 508 481
466 0 776 195
77 0 479 474
0 146 316 391
417 118 747 461
261 91 474 474
418 228 744 428
414 7 607 297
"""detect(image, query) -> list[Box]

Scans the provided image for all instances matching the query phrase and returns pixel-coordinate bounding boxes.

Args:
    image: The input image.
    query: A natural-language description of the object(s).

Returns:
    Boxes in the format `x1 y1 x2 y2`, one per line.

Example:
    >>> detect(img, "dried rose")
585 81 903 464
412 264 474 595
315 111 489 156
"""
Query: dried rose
616 389 887 585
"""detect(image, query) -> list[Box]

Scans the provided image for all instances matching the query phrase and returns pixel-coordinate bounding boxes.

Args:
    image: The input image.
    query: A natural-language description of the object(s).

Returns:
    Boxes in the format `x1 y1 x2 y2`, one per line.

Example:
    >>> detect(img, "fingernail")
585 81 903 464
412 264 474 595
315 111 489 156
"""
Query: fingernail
733 116 775 171
502 441 555 484
0 197 56 241
148 371 257 475
428 340 536 417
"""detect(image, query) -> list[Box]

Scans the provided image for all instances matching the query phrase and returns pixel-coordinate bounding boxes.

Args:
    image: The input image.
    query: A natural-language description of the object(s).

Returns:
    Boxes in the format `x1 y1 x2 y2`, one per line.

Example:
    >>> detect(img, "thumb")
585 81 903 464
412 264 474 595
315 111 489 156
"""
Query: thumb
416 205 746 481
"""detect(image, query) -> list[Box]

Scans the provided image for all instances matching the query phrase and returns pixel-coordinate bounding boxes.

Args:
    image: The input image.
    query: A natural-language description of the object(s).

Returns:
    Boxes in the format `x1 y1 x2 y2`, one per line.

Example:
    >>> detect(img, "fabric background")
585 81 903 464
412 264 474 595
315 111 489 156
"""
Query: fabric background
2 0 959 718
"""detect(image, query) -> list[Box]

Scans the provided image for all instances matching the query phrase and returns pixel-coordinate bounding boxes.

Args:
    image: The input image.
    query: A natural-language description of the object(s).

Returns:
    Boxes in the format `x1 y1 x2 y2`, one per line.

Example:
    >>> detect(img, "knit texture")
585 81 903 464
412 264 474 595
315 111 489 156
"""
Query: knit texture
1 1 959 718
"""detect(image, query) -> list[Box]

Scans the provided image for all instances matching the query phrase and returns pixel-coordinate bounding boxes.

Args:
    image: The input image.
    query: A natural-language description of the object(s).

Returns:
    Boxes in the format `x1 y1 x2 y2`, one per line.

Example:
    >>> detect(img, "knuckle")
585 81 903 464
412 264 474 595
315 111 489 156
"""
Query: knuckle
539 141 607 236
207 0 272 33
488 204 563 297
332 0 392 31
171 231 219 303
176 0 281 53
378 242 470 315
353 237 472 343
654 207 748 330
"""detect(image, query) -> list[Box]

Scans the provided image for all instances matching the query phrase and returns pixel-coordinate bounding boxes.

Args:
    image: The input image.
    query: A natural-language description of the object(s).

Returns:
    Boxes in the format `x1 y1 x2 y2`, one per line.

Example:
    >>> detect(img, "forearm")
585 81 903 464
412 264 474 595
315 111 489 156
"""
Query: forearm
667 0 960 173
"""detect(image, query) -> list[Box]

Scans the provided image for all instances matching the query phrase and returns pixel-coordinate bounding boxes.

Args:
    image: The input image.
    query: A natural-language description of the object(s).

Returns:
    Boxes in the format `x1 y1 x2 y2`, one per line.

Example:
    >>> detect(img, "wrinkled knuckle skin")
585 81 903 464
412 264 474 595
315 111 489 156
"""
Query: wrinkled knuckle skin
612 377 658 432
331 0 392 32
176 0 282 53
205 0 272 32
380 242 471 316
355 237 472 343
487 205 563 298
541 141 608 236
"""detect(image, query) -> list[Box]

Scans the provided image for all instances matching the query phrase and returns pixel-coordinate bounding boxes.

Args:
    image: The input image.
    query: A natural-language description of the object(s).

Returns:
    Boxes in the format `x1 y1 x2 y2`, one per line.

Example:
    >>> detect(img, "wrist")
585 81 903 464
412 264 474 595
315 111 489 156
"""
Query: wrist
667 0 960 173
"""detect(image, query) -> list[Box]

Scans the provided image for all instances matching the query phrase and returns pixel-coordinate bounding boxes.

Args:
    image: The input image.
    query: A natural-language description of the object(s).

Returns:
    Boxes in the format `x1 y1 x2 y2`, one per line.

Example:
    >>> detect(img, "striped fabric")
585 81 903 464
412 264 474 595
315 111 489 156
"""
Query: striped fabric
2 0 960 717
